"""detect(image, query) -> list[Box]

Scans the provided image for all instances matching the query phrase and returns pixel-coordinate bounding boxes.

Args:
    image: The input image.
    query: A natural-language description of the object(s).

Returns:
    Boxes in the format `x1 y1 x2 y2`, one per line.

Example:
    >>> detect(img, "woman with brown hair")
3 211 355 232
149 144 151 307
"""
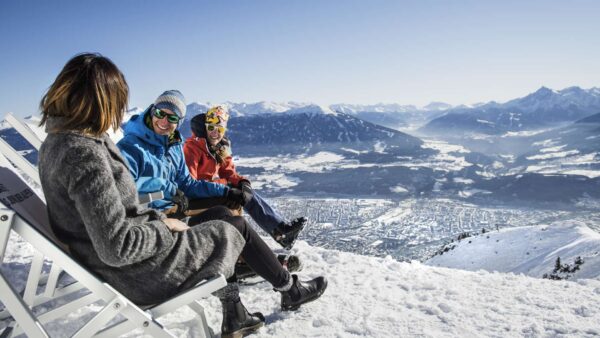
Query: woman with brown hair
37 53 327 338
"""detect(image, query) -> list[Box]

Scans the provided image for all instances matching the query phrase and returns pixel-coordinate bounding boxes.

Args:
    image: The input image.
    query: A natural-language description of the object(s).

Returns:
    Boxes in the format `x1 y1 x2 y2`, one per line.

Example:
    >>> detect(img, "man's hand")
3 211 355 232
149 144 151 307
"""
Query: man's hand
163 218 190 232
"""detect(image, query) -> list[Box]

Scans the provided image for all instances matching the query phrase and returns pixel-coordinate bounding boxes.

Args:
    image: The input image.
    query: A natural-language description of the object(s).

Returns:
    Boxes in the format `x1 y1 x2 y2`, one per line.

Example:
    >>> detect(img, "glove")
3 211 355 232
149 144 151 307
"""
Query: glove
225 187 244 209
238 180 254 206
171 189 189 213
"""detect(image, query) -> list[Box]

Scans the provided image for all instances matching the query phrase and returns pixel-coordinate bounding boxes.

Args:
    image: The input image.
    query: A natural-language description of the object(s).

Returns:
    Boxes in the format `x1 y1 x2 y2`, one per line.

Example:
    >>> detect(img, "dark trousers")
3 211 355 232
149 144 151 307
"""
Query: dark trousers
187 206 290 288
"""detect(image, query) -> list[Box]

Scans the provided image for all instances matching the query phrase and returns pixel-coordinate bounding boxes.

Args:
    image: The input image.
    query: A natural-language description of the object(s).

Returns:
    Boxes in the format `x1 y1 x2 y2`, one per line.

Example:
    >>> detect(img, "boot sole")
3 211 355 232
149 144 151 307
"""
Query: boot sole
282 278 328 311
221 320 264 338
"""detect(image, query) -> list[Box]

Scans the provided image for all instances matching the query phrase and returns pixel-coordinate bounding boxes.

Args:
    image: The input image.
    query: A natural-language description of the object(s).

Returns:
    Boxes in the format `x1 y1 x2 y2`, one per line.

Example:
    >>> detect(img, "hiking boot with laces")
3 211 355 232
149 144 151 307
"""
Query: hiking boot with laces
272 217 307 249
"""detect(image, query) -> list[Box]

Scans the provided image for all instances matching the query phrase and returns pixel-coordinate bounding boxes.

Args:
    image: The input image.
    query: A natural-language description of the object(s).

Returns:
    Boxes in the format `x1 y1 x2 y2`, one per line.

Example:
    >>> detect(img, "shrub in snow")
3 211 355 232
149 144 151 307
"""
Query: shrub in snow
543 256 585 280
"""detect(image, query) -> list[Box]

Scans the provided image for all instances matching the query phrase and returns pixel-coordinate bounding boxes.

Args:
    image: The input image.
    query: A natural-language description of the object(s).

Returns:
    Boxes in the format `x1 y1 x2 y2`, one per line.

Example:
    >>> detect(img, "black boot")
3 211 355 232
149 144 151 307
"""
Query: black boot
221 298 265 338
236 254 303 280
272 217 307 249
280 274 328 311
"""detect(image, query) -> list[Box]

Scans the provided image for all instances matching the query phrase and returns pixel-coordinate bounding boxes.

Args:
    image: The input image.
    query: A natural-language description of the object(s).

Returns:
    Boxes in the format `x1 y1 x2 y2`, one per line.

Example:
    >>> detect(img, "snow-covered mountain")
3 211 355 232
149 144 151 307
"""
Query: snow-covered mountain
180 110 428 158
330 103 450 131
330 103 419 114
505 113 600 179
422 86 600 135
230 101 314 116
226 112 419 147
427 221 600 280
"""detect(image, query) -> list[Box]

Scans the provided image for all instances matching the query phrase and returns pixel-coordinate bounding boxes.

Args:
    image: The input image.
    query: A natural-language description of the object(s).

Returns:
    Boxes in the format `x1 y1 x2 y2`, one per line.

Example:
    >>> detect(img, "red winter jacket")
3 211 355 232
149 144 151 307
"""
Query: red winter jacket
183 114 247 186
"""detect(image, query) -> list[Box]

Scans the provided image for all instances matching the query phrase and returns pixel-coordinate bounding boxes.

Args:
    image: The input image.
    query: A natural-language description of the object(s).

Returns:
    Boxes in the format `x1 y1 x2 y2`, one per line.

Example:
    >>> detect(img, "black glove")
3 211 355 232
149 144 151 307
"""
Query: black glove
238 180 254 206
225 187 244 209
171 189 189 213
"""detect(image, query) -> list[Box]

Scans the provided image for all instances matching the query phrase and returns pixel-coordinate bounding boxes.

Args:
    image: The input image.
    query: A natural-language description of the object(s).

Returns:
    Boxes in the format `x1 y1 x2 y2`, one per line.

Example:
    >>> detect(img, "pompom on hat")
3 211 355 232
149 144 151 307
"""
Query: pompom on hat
154 90 187 119
205 105 229 125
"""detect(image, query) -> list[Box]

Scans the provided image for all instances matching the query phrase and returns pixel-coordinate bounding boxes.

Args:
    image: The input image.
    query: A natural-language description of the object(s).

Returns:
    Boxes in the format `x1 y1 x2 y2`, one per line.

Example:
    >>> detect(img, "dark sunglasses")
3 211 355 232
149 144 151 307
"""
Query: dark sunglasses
153 108 180 124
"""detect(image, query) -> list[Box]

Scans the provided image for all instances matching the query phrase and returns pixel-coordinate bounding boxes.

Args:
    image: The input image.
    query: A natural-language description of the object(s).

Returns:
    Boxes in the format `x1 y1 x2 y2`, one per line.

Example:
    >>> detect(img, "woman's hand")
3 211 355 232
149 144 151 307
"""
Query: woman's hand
163 218 190 232
238 181 254 205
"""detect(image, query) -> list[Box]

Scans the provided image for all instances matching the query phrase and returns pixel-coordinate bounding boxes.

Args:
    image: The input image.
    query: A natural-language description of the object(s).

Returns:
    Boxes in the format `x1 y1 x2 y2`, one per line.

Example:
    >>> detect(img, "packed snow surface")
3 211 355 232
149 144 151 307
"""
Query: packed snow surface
2 237 600 337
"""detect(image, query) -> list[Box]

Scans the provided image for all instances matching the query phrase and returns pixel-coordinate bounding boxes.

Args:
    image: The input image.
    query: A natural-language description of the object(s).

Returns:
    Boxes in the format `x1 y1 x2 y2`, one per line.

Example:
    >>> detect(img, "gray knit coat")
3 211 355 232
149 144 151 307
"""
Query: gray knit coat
38 117 245 305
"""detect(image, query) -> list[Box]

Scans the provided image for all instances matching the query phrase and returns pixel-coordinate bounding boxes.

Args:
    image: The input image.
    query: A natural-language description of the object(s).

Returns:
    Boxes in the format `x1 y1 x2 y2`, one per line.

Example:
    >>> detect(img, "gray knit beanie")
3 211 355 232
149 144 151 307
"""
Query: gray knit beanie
154 90 187 119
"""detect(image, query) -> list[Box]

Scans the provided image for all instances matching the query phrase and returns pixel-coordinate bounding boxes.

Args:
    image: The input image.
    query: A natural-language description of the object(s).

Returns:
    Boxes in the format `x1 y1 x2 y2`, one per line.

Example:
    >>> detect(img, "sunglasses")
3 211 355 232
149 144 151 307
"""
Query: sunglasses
153 108 180 124
206 123 226 134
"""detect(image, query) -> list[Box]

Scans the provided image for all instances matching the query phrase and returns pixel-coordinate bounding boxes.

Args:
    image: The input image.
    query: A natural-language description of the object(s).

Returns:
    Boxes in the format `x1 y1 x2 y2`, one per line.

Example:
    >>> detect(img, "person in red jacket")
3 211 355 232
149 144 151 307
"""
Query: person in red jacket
183 106 306 250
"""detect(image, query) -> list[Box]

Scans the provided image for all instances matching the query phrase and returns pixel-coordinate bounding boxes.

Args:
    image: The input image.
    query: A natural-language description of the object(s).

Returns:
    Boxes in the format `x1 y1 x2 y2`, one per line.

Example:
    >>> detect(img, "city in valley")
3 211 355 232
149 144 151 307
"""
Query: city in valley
251 197 600 261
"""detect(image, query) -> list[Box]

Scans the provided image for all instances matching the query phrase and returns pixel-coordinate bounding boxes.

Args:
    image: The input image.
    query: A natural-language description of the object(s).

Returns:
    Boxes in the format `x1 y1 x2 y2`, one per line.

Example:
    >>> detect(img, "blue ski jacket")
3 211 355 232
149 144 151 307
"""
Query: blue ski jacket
117 112 228 210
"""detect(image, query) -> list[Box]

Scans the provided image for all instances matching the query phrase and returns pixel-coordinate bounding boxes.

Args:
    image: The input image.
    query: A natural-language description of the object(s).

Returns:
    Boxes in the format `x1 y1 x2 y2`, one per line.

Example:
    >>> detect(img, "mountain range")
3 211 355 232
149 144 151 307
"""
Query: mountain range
2 86 600 203
421 86 600 135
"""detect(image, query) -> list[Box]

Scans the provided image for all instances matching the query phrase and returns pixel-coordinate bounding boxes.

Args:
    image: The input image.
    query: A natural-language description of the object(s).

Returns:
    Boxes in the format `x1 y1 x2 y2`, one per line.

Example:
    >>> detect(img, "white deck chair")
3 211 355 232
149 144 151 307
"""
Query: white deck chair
0 113 164 328
0 155 227 337
1 114 222 336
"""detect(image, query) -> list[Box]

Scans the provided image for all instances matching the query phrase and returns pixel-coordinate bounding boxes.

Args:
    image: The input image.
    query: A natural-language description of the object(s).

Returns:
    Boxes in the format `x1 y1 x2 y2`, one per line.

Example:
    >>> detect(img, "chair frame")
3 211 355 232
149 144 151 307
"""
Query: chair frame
0 207 226 337
0 113 225 337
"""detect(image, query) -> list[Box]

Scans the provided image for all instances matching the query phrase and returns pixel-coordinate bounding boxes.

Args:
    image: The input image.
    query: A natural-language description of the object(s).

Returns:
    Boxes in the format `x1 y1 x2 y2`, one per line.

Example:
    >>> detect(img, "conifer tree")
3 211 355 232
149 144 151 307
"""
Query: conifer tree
554 257 561 273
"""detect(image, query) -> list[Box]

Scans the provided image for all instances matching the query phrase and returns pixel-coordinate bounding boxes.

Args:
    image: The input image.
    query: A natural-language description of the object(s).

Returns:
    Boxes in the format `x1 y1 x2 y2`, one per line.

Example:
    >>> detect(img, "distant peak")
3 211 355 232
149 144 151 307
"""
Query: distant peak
535 86 553 94
558 86 584 95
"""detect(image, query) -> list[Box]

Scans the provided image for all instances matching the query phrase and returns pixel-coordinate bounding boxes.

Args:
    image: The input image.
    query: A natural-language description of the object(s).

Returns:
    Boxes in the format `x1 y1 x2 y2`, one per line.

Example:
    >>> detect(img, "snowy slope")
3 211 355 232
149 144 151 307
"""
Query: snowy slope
426 221 600 280
2 236 600 337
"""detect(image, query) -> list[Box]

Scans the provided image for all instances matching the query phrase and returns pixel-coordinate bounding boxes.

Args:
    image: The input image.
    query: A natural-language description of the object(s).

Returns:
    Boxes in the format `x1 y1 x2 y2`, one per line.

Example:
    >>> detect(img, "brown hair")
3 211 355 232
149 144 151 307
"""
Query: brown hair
40 53 129 136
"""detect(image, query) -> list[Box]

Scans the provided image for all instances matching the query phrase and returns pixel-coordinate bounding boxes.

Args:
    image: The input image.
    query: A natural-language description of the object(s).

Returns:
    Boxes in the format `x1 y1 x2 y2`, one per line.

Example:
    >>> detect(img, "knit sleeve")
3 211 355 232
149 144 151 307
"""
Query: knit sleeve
64 146 174 267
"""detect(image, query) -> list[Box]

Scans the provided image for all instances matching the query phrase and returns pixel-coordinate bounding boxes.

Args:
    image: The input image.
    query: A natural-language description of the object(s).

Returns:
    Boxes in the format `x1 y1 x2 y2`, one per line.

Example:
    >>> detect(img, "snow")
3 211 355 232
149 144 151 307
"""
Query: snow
524 152 600 178
560 169 600 178
373 141 386 153
501 129 553 138
452 177 474 184
458 188 492 198
532 139 559 147
236 152 346 173
539 145 567 153
339 147 367 155
389 185 409 194
476 119 494 125
526 150 580 160
416 139 472 172
2 237 600 337
249 173 301 190
426 221 600 280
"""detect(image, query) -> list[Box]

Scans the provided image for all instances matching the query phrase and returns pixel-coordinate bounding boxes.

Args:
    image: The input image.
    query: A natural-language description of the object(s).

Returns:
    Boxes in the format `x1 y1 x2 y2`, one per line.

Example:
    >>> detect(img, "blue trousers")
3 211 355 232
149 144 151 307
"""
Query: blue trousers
244 191 285 233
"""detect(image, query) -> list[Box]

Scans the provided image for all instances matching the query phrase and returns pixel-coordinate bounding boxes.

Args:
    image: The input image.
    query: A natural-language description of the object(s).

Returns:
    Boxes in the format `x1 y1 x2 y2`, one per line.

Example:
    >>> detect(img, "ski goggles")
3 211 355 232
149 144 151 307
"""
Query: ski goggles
153 108 181 124
206 123 227 134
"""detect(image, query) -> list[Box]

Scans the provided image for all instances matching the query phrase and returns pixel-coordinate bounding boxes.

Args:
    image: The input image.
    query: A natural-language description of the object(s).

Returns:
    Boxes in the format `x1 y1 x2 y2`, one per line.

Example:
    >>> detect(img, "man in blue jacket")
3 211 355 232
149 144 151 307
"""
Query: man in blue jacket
117 90 242 215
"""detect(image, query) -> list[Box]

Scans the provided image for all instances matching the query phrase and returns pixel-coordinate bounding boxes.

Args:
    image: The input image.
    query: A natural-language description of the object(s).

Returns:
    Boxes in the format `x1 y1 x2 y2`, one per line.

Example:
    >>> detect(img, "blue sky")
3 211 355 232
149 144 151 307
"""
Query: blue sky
1 0 599 117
